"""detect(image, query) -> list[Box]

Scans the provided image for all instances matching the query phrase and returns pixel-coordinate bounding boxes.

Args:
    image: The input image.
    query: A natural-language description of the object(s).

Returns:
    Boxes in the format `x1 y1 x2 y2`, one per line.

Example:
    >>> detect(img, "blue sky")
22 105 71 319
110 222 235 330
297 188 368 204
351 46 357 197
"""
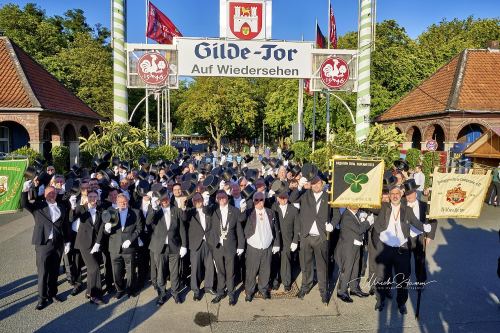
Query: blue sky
0 0 499 42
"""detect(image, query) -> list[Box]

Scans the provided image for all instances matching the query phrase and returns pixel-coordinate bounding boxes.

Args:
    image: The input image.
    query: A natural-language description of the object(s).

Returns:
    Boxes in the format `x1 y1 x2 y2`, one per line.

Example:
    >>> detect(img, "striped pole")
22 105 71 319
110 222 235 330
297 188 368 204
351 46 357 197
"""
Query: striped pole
355 0 372 141
113 0 128 123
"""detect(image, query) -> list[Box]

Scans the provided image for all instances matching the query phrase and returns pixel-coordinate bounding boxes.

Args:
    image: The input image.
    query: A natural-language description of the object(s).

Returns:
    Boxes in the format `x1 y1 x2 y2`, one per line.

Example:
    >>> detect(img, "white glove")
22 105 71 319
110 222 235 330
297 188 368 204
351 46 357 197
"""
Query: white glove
202 191 210 206
325 223 334 232
219 180 226 190
71 218 80 232
359 211 368 221
240 199 247 213
236 248 244 256
219 236 224 246
23 180 32 192
367 213 375 225
90 243 100 254
104 222 112 233
151 197 159 210
69 195 77 210
110 180 119 188
180 246 187 258
138 237 144 247
298 177 308 189
272 246 280 254
423 223 431 233
122 240 131 248
290 243 298 252
267 190 275 198
266 168 274 176
96 188 102 199
64 242 71 254
261 166 266 175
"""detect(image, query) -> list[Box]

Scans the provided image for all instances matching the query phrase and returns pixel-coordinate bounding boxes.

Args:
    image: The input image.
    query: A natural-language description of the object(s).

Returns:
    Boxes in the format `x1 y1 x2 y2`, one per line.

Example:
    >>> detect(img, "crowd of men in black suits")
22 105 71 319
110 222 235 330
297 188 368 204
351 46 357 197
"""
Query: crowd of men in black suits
20 151 436 315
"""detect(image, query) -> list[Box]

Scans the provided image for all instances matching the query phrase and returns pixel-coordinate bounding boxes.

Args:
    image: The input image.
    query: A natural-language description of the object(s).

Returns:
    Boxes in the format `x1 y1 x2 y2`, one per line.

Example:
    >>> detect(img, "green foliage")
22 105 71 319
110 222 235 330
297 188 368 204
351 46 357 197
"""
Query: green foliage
51 145 69 173
147 145 179 163
265 79 299 146
8 146 42 165
309 147 330 171
79 121 152 161
405 148 422 169
290 141 312 164
79 150 93 168
422 152 441 187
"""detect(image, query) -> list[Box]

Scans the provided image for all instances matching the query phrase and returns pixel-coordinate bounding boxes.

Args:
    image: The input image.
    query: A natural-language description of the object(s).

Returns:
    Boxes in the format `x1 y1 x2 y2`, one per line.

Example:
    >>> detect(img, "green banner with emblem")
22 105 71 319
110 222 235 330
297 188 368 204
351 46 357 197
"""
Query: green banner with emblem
0 159 29 214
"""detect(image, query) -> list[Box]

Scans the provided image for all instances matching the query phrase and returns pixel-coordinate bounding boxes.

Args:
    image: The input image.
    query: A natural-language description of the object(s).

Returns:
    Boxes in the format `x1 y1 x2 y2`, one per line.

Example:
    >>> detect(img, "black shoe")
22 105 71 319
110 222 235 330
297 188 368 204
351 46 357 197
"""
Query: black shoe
398 304 407 315
204 288 216 296
296 289 307 299
156 295 166 306
321 293 329 305
245 294 253 302
211 294 224 304
85 293 91 299
127 291 138 298
375 300 385 311
115 291 125 299
90 297 105 305
51 295 64 303
36 299 49 310
105 286 116 295
193 292 202 302
284 285 291 292
272 281 280 290
71 285 82 296
350 290 370 298
337 293 353 303
262 291 270 300
228 294 236 306
173 294 181 304
369 287 375 296
385 290 393 299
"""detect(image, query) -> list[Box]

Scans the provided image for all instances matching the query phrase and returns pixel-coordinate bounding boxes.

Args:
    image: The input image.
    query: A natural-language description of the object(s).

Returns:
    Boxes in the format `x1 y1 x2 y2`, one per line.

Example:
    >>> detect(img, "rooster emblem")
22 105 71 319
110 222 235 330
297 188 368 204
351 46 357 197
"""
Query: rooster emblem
136 53 169 85
140 54 166 74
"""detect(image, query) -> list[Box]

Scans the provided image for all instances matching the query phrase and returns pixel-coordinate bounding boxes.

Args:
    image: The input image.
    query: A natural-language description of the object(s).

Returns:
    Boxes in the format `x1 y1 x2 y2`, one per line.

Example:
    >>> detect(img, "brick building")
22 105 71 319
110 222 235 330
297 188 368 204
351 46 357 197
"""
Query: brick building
376 46 500 154
0 36 103 164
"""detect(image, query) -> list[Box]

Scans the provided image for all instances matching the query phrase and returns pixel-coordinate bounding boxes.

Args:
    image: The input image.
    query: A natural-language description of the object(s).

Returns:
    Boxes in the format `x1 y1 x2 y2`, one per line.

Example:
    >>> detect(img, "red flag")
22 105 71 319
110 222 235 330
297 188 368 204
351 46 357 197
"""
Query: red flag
147 2 182 44
316 23 326 49
329 3 337 49
304 79 313 96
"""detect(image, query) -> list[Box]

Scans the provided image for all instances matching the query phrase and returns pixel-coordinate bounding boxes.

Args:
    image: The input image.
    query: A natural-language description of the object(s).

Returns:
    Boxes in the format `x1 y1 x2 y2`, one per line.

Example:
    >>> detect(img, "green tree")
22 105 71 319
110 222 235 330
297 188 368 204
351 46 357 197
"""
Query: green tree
405 148 422 169
177 77 258 151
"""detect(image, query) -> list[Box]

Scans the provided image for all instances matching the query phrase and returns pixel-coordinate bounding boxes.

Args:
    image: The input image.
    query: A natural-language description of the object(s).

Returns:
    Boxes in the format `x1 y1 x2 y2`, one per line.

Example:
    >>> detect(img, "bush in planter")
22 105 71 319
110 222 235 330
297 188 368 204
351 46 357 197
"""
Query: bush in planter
147 145 179 163
406 148 422 170
51 145 70 173
290 141 312 165
79 150 93 169
422 151 440 188
8 146 42 166
309 147 329 171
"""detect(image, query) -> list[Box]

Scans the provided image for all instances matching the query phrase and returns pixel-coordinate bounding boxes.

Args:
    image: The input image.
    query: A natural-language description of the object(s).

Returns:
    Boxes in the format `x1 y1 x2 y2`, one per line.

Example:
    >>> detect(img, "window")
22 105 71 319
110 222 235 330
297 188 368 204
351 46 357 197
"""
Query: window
0 126 9 153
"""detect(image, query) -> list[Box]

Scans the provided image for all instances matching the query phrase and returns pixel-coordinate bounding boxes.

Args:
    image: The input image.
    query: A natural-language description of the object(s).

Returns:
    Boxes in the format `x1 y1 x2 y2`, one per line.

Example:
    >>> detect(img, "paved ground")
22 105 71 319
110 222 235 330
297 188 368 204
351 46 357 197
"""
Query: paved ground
0 205 499 333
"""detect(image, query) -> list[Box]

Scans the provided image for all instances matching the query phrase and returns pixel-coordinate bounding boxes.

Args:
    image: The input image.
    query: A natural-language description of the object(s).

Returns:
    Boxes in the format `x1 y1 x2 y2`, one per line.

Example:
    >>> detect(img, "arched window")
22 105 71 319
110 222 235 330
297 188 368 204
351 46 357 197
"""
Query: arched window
0 126 9 153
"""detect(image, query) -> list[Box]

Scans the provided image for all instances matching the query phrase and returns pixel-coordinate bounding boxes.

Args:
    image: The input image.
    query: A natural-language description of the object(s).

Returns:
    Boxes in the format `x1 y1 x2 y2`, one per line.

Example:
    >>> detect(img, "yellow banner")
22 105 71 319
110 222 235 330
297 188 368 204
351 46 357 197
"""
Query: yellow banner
428 171 491 219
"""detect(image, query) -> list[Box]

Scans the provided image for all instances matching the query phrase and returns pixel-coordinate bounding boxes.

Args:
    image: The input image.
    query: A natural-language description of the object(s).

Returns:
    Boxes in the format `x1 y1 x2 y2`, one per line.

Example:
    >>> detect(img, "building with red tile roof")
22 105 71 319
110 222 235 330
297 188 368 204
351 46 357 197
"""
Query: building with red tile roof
376 44 500 154
0 36 103 164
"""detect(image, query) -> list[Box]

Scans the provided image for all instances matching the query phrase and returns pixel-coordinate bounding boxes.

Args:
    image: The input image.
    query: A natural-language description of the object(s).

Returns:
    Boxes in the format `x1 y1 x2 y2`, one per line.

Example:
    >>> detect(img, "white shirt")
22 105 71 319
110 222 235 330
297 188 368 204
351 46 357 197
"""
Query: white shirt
119 209 128 230
349 210 363 246
408 201 423 237
197 208 207 241
47 202 61 240
309 192 323 236
88 205 97 224
233 196 242 209
162 207 171 244
413 172 425 191
141 200 149 218
379 204 407 247
220 205 229 229
279 204 287 217
247 209 273 249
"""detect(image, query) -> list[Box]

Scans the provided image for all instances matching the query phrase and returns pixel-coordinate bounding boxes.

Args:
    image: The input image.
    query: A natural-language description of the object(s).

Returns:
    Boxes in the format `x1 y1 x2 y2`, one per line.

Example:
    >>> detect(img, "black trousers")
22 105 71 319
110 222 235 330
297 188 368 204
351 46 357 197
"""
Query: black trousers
153 246 180 296
80 250 102 297
337 245 362 294
300 235 328 295
213 247 236 296
245 245 272 295
136 246 150 289
375 243 411 306
110 252 137 293
270 244 293 288
101 249 114 290
410 235 427 283
63 247 83 286
35 240 63 300
190 241 214 293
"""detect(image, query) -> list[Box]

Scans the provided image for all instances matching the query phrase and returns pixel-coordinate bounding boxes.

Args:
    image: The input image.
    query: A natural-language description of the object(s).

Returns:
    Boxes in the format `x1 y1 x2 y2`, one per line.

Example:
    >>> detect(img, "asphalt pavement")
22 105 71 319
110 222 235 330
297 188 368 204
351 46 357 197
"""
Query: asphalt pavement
0 204 499 333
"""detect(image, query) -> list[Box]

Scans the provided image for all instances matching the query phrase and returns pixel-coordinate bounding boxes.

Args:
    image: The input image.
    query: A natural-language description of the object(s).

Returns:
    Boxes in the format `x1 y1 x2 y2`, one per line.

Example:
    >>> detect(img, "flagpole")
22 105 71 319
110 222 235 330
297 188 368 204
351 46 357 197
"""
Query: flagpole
325 0 331 142
145 0 150 147
312 91 317 152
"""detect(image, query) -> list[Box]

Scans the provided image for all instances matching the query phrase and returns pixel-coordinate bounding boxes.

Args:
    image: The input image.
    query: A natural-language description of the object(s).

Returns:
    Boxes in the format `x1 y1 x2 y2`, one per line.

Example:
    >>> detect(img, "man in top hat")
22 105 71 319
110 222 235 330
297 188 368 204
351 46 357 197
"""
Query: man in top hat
146 189 187 305
229 183 253 216
244 192 281 302
402 179 437 288
104 193 142 299
208 191 246 305
21 184 71 310
72 190 106 305
270 190 299 292
187 192 216 301
294 176 341 304
335 206 374 303
372 185 432 314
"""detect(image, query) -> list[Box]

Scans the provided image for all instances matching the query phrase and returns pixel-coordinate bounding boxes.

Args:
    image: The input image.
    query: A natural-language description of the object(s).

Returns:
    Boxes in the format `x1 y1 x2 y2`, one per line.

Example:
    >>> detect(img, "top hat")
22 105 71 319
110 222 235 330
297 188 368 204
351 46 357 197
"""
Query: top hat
182 172 198 184
288 164 302 178
93 158 109 172
100 151 112 162
136 179 151 197
24 166 37 180
264 175 275 187
221 147 230 155
245 169 258 183
203 175 220 196
270 180 289 195
138 170 149 181
102 208 119 227
149 164 159 178
241 184 256 200
403 179 419 194
283 150 295 161
319 171 330 183
211 167 224 177
37 171 52 187
98 168 115 184
65 178 81 196
243 154 253 164
394 159 409 172
383 170 397 186
155 187 170 201
154 159 167 168
301 163 318 181
119 161 130 172
111 157 120 167
33 158 45 172
221 168 235 182
181 181 197 198
138 155 149 167
261 157 270 168
269 158 282 169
